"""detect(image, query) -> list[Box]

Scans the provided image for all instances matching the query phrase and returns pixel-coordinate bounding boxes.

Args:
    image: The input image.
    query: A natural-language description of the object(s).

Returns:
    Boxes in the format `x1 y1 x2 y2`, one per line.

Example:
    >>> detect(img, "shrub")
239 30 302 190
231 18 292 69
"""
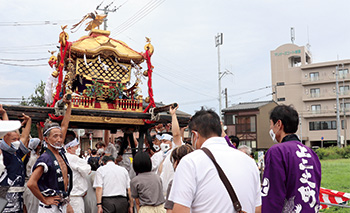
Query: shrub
315 146 350 160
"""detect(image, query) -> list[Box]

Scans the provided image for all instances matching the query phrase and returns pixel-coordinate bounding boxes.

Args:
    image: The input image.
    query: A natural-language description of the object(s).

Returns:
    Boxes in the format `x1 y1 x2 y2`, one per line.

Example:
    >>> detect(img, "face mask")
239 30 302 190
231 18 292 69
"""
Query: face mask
48 141 64 150
75 147 81 156
269 129 279 143
191 132 198 149
153 144 160 152
97 148 105 155
160 143 170 153
11 141 21 150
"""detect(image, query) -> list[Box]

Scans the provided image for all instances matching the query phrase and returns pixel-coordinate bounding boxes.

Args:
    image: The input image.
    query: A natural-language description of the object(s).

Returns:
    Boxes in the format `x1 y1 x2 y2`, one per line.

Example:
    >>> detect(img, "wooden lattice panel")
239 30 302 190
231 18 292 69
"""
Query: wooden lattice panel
76 57 131 83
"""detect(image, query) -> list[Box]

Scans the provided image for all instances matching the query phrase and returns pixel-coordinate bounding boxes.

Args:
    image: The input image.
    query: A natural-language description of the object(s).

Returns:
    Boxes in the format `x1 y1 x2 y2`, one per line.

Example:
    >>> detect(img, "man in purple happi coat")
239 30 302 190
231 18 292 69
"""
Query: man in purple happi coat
262 105 321 213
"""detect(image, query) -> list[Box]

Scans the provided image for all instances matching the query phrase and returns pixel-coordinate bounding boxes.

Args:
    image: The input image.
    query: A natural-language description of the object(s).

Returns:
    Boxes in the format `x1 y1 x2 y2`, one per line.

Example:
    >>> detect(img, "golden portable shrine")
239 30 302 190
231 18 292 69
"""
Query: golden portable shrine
3 13 191 157
44 14 165 128
4 13 190 130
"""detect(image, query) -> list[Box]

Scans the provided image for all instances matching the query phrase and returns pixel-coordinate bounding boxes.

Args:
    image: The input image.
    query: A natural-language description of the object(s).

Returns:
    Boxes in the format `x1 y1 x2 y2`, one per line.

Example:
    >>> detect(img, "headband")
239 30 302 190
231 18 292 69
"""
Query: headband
43 126 62 136
64 138 79 149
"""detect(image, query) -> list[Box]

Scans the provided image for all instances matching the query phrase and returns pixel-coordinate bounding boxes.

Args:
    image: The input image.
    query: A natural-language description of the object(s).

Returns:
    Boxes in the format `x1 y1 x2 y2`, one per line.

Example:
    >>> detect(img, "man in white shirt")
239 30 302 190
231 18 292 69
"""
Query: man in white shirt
65 134 91 213
93 155 133 213
151 105 183 196
169 108 262 213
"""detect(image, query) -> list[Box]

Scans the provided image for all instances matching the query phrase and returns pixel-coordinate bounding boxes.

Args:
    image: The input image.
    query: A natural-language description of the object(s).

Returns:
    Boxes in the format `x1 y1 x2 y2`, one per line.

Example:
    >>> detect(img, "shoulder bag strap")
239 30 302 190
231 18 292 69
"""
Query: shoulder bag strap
201 147 243 213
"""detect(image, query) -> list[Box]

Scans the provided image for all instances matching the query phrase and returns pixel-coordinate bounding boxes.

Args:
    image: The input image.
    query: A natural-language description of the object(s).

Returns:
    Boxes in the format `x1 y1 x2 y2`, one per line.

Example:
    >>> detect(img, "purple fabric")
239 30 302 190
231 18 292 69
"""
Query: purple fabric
261 139 321 212
224 135 235 148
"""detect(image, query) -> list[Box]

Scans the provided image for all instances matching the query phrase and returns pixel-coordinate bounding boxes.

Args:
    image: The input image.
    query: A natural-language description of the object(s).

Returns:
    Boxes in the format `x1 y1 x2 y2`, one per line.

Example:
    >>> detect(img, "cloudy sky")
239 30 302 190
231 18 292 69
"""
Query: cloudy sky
1 0 350 115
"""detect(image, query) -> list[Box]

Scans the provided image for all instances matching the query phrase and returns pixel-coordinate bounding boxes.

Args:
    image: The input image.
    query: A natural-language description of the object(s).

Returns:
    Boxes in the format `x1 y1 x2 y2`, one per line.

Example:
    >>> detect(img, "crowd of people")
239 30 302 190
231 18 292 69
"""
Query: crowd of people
0 100 322 213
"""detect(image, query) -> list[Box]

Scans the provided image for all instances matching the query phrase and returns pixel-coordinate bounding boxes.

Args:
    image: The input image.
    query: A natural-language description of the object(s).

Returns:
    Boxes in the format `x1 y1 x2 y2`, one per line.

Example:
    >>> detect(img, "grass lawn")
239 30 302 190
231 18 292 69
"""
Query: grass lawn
319 158 350 212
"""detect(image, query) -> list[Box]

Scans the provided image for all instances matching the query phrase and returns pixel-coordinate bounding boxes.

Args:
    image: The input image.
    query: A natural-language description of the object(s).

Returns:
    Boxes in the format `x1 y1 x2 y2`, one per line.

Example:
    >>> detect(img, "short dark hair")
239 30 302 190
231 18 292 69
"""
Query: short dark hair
91 149 97 155
101 155 115 164
270 105 299 134
189 107 222 138
133 152 152 174
64 130 76 144
229 135 240 147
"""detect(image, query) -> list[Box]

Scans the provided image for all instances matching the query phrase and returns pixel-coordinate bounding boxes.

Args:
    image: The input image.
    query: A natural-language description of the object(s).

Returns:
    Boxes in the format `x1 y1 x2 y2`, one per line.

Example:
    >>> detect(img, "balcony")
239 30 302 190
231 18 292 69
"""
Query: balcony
302 91 350 102
301 74 350 85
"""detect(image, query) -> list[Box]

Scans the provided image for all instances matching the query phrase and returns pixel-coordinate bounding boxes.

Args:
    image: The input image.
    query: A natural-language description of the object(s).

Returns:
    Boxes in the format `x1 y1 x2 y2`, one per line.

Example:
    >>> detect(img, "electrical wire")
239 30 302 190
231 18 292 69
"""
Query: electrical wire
228 86 271 98
111 0 166 36
0 61 47 67
0 19 79 27
0 58 48 62
153 71 217 99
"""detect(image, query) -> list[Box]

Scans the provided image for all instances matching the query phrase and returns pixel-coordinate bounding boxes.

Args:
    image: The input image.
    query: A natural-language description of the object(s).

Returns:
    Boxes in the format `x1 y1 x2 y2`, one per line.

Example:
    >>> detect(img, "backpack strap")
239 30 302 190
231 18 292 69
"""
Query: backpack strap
201 147 243 212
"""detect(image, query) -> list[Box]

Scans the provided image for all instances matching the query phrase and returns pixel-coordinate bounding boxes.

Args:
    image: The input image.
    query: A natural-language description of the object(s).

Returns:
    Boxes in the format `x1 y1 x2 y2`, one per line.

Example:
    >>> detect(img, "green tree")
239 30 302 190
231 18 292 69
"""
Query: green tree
20 80 46 137
20 80 46 107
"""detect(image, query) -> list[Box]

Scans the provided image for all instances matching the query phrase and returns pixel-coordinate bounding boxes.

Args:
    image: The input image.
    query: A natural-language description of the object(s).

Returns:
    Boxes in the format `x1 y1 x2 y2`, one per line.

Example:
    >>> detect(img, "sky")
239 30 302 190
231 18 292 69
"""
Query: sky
1 0 350 115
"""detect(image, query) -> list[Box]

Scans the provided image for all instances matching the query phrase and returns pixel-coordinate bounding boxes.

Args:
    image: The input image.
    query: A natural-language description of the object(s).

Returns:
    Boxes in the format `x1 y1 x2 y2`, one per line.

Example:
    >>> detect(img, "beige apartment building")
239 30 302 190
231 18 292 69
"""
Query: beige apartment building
271 43 350 148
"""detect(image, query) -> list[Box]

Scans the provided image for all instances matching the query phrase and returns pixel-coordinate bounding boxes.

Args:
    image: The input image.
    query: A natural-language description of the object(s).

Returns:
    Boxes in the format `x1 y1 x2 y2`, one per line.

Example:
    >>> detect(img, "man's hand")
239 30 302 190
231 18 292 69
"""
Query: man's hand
128 206 133 213
0 104 5 115
170 105 179 116
43 195 61 206
19 113 31 126
98 205 103 213
66 203 74 213
62 94 71 104
116 155 123 164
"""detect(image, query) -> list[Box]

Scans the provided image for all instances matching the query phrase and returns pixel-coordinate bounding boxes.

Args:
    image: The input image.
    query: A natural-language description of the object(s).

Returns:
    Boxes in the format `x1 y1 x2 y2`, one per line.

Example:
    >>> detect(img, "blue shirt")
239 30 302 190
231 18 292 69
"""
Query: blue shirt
32 150 72 198
0 139 29 187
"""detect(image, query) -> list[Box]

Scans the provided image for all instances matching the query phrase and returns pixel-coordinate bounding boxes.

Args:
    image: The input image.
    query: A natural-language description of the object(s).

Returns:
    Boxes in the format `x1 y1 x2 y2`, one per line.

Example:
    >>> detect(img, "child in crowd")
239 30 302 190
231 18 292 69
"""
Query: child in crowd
130 152 166 213
165 144 194 213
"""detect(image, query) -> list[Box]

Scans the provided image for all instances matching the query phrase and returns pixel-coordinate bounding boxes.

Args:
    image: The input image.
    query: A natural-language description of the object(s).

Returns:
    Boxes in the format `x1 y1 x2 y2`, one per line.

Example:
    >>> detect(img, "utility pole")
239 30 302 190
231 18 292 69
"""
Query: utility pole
96 1 117 30
336 65 341 147
342 64 347 147
225 88 228 108
215 33 223 119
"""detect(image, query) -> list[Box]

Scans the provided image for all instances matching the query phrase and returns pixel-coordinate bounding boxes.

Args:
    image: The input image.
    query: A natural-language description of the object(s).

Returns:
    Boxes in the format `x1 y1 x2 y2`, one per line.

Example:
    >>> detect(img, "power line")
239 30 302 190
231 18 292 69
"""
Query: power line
228 86 271 98
0 58 48 62
0 61 48 67
0 19 78 27
111 0 166 35
153 71 217 99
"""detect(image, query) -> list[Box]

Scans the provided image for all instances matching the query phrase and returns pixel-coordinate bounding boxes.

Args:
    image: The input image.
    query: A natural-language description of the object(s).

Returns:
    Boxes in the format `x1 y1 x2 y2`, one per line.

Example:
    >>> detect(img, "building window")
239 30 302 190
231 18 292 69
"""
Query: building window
310 88 320 98
309 72 319 81
341 120 346 129
339 86 349 95
277 97 285 102
340 103 350 111
224 114 235 125
309 121 337 131
339 69 348 79
276 82 285 86
236 116 256 133
311 105 321 114
289 56 301 67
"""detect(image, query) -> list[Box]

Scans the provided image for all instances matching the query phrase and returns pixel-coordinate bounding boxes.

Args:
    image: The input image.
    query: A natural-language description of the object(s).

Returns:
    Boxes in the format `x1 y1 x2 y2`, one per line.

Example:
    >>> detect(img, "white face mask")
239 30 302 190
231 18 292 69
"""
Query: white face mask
160 143 170 153
97 148 105 155
153 144 160 152
11 141 21 150
48 141 64 150
269 129 279 143
75 147 81 156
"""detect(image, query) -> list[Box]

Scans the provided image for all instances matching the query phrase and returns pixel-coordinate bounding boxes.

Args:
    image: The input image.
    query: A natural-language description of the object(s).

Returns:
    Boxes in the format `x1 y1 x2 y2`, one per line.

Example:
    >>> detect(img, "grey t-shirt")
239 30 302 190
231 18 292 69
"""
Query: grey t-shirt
130 172 165 206
164 180 174 209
